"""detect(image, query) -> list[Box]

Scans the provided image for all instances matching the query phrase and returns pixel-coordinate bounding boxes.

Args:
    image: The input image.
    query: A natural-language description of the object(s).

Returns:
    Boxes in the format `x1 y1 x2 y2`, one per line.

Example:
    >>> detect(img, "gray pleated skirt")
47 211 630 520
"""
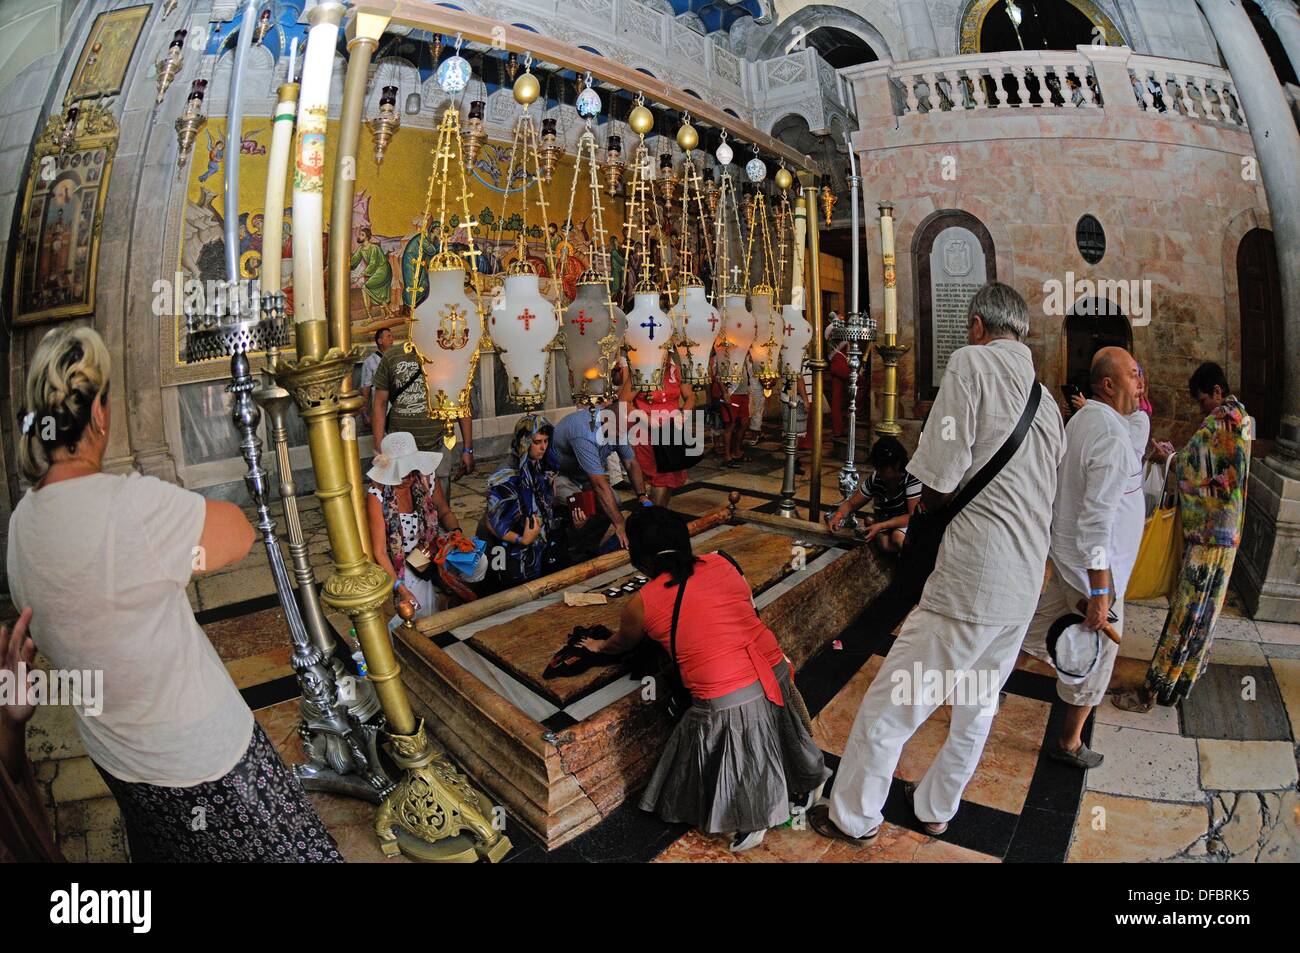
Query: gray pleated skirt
640 661 831 834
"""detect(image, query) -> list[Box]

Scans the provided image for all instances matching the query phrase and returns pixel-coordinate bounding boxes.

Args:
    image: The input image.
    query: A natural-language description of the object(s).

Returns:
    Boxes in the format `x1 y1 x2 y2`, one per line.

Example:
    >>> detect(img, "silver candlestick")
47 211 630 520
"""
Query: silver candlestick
251 295 382 728
185 282 392 802
778 376 802 518
829 310 877 528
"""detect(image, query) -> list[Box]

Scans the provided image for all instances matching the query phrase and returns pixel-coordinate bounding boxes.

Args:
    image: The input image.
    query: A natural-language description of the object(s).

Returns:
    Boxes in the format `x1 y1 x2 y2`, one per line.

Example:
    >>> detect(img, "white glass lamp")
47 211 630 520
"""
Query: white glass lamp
409 252 482 448
491 260 560 408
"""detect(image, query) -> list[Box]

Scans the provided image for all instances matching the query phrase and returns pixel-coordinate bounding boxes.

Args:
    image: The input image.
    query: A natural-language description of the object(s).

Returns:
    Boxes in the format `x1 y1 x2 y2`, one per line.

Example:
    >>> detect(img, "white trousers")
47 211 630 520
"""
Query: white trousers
829 607 1028 835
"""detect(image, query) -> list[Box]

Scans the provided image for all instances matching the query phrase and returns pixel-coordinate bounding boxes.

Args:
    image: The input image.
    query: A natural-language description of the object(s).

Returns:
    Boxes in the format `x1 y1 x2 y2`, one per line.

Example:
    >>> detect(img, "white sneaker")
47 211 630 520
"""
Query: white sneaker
729 829 767 852
790 780 826 814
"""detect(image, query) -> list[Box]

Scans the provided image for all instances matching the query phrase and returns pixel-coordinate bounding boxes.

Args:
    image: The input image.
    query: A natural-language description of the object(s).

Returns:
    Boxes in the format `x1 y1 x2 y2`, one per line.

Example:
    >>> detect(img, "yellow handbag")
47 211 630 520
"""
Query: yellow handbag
1126 466 1183 601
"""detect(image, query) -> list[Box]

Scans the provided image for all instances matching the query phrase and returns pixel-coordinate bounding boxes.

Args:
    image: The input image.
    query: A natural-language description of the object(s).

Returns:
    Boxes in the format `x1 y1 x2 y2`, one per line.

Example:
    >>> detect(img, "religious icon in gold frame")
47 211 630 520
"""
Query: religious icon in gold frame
12 112 117 326
66 4 150 102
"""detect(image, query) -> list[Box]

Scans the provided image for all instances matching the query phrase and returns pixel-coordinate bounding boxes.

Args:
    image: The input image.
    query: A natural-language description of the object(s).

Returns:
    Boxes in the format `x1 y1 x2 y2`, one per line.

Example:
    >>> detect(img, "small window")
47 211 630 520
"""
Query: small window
1076 214 1105 265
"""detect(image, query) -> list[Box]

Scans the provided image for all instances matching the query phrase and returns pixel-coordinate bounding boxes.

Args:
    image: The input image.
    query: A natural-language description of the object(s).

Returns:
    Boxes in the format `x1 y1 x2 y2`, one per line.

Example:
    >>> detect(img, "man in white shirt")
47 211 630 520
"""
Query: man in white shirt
1021 346 1145 768
812 282 1065 843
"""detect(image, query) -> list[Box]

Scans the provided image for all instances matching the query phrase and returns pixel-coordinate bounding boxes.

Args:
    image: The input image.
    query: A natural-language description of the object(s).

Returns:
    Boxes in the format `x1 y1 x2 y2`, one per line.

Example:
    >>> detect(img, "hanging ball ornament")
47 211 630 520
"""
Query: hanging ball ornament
775 166 793 190
576 85 602 119
715 138 733 166
676 121 698 152
513 70 541 105
436 53 472 94
628 103 654 136
745 154 767 183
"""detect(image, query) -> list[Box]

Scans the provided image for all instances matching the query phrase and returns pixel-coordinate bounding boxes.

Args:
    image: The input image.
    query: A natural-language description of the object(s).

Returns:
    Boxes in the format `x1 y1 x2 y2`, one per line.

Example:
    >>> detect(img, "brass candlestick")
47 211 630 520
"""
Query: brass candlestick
873 200 907 437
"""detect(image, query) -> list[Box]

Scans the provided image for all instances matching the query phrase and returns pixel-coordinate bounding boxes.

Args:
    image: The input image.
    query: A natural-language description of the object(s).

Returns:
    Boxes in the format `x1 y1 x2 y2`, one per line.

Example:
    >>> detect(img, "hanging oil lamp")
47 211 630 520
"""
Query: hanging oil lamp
712 168 754 385
603 133 624 196
821 183 837 225
540 116 561 184
488 54 561 409
671 143 718 390
621 94 670 392
253 8 274 45
155 29 187 105
464 98 487 168
368 84 401 168
561 72 625 407
174 80 208 171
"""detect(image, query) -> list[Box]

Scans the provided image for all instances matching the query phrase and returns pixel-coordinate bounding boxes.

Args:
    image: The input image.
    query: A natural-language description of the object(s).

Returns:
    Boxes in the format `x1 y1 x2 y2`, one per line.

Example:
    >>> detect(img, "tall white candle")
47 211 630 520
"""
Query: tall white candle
880 203 897 337
291 2 344 326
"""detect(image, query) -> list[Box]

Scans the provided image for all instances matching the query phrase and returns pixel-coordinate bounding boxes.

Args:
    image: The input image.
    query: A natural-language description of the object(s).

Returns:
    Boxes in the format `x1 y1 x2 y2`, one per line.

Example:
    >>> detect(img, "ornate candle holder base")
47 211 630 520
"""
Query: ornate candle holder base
374 715 512 863
873 340 910 439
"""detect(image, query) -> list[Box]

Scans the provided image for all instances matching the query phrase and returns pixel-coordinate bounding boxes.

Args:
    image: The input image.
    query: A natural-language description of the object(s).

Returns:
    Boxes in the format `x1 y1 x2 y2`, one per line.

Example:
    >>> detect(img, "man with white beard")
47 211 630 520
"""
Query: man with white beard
1020 346 1146 768
810 283 1065 842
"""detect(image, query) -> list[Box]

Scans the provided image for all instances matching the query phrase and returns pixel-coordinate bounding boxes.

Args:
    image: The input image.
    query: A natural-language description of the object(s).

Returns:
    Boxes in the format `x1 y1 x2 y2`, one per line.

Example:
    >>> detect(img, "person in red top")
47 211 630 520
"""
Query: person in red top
580 506 829 851
619 350 695 507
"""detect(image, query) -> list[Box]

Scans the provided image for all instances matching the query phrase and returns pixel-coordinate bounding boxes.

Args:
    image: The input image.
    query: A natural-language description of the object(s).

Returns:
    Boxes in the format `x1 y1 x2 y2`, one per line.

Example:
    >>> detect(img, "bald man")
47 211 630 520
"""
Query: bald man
1020 346 1145 768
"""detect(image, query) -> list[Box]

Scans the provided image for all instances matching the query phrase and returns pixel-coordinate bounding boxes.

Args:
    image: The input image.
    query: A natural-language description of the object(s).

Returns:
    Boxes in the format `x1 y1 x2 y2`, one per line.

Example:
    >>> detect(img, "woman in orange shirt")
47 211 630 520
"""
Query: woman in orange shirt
580 507 828 851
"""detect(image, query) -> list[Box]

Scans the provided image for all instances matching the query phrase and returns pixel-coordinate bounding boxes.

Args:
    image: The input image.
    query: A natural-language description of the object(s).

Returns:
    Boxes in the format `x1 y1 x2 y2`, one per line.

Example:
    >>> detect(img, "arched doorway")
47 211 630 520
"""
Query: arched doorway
802 26 879 68
1064 299 1131 399
960 0 1125 53
1237 227 1284 440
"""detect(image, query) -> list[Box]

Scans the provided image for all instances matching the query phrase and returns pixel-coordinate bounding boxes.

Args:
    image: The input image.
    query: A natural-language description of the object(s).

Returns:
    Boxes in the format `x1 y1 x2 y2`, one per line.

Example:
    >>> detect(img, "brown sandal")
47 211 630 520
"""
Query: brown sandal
903 782 949 836
807 804 879 845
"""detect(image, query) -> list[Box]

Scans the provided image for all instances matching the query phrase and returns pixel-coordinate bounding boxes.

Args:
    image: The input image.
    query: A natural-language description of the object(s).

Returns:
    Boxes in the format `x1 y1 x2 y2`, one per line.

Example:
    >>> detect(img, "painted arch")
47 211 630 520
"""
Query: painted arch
958 0 1126 53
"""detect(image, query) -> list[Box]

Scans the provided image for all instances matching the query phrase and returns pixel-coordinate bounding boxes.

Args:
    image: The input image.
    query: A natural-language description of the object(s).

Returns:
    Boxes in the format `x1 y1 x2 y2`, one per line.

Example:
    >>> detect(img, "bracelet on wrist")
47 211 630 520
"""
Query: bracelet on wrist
1089 587 1111 597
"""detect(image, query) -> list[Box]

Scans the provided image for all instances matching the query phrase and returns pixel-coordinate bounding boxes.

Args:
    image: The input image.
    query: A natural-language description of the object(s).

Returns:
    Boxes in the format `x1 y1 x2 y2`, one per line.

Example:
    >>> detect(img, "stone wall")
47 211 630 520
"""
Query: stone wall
849 61 1268 447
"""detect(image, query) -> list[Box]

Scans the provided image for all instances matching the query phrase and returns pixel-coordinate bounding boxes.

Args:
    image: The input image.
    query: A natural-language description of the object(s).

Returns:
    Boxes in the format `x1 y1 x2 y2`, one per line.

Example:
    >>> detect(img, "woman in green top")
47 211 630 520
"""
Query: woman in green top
1115 363 1252 711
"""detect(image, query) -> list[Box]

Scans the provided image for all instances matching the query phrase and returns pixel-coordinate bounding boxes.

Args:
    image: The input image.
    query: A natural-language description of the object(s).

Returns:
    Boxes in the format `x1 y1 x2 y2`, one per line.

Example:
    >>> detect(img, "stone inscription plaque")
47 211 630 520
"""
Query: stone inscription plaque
928 226 987 379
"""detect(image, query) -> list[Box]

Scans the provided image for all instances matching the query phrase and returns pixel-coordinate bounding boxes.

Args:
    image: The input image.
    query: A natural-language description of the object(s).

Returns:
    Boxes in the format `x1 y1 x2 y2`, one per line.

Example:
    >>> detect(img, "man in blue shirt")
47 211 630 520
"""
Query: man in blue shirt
551 404 649 551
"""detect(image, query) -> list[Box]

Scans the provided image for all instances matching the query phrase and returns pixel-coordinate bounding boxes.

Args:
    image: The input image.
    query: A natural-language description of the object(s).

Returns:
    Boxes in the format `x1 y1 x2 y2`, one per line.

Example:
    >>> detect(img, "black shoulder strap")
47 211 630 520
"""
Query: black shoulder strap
669 576 689 664
713 549 744 577
944 381 1043 521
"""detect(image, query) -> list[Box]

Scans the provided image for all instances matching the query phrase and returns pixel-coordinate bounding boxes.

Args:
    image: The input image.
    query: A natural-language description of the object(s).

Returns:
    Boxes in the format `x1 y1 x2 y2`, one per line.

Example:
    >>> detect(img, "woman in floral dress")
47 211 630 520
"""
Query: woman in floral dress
1114 363 1251 711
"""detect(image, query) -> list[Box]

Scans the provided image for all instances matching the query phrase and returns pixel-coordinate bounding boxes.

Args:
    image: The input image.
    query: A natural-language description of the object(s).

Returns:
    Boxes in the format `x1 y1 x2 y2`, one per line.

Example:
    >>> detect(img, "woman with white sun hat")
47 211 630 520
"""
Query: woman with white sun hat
365 432 488 629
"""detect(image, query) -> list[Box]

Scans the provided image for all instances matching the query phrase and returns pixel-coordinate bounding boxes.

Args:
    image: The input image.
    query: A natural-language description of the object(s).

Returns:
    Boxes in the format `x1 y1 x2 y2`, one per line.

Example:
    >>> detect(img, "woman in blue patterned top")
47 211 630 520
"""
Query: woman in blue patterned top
483 414 581 585
825 436 922 552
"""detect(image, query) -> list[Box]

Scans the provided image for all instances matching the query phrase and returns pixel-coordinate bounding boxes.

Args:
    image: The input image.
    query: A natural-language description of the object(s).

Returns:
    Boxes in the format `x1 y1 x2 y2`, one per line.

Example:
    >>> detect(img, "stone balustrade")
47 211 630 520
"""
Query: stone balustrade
884 46 1247 130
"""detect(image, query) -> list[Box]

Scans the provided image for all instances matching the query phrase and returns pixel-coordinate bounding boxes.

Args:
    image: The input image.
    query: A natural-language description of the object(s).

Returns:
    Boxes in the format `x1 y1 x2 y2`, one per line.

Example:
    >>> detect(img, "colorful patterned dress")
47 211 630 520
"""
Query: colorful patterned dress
1145 396 1251 704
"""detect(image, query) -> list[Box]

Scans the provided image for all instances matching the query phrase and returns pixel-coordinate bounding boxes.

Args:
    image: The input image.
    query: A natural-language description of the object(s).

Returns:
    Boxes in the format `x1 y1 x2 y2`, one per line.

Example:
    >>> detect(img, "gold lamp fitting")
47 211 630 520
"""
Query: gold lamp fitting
677 121 698 152
155 30 186 105
369 85 401 168
628 98 654 136
775 166 793 191
821 184 836 225
513 66 540 106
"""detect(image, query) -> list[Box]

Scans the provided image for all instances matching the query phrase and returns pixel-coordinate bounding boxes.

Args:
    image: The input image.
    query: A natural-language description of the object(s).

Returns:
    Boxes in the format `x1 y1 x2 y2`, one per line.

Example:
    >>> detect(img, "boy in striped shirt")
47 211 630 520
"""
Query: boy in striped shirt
826 436 921 552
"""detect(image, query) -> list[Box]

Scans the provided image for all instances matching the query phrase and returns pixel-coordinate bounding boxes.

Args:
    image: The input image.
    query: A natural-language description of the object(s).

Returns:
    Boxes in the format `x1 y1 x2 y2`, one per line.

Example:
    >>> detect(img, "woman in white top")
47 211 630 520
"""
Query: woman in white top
366 432 487 628
6 326 340 862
